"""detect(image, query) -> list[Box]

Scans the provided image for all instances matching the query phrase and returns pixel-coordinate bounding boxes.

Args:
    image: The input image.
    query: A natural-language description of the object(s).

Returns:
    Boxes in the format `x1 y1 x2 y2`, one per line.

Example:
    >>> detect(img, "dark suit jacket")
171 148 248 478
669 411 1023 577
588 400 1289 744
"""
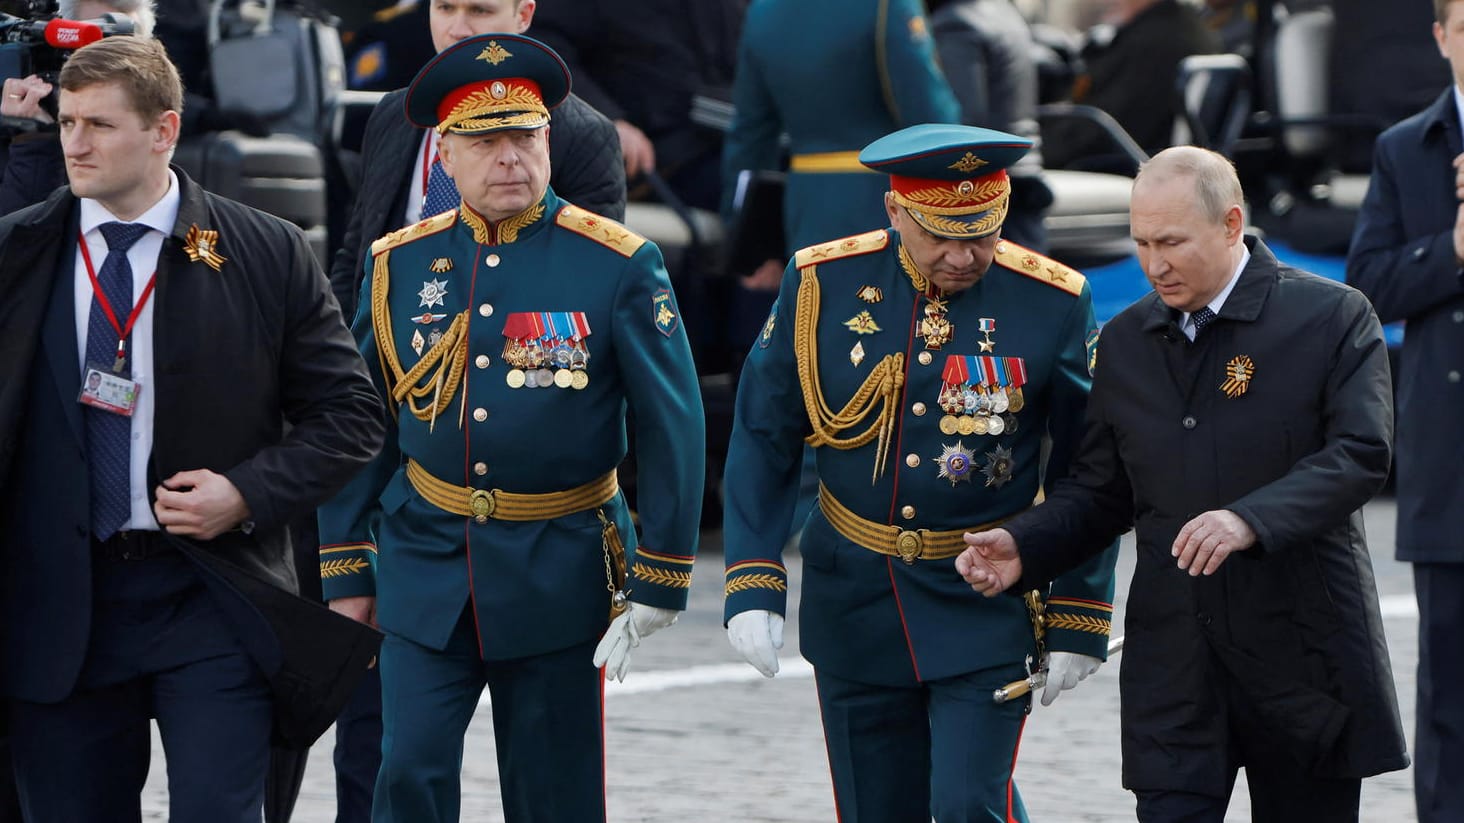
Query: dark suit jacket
328 89 626 319
1347 88 1464 564
0 171 385 742
1008 238 1406 792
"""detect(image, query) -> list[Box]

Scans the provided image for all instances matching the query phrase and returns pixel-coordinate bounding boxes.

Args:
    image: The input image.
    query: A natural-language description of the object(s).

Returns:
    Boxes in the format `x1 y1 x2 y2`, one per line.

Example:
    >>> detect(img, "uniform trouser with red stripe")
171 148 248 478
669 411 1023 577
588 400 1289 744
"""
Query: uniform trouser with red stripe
815 662 1031 823
373 606 606 823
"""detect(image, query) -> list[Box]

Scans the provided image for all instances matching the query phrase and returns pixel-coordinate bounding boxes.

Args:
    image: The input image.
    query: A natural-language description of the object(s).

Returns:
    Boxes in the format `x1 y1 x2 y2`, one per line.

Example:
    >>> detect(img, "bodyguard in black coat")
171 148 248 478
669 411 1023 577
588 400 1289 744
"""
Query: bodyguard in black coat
329 0 626 321
0 38 383 822
1346 12 1464 815
960 147 1407 821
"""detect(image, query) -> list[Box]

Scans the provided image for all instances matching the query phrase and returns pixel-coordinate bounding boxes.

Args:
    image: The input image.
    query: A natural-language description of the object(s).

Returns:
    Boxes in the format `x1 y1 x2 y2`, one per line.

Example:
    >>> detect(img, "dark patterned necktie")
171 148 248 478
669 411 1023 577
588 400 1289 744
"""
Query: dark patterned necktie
422 152 460 218
1191 306 1217 336
87 221 150 539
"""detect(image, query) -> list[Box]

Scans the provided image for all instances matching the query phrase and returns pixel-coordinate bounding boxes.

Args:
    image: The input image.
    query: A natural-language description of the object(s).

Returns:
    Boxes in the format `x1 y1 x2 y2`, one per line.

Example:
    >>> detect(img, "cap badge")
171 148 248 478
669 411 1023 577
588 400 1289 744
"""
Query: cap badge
949 152 988 173
490 81 507 99
957 180 975 197
477 40 512 66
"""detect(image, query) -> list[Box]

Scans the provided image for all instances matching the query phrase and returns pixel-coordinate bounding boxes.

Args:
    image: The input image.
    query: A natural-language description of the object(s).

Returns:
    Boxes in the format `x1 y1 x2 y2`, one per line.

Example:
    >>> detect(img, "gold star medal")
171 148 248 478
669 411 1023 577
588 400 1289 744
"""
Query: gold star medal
1221 355 1255 398
183 224 226 271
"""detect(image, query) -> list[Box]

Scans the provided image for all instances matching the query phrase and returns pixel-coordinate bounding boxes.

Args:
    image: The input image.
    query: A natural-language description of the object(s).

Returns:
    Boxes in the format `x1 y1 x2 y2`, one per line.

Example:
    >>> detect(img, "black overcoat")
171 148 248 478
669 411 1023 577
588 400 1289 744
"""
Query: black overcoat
0 171 385 746
1007 238 1409 794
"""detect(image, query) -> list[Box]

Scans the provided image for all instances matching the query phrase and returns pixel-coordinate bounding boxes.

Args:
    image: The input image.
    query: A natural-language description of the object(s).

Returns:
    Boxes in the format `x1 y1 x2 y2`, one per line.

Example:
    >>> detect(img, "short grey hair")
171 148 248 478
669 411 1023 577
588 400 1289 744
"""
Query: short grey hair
59 0 157 38
1134 146 1245 224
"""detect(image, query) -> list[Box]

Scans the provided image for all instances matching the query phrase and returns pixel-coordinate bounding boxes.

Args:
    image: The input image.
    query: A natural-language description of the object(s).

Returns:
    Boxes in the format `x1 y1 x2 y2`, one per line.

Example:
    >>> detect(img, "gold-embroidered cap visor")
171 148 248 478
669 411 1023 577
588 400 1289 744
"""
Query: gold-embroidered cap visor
860 123 1031 239
404 33 570 134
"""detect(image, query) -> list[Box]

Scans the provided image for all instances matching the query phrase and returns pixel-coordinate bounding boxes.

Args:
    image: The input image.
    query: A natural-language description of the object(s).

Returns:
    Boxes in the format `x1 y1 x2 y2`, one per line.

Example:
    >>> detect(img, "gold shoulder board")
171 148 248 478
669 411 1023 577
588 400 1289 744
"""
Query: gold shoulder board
554 205 647 258
993 240 1086 297
370 210 458 257
793 229 890 269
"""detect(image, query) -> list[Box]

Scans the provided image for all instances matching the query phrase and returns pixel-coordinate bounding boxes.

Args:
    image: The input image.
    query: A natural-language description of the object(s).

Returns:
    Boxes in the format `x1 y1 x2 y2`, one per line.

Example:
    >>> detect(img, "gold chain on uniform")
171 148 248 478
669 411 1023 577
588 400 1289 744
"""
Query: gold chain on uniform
793 264 905 482
371 250 470 422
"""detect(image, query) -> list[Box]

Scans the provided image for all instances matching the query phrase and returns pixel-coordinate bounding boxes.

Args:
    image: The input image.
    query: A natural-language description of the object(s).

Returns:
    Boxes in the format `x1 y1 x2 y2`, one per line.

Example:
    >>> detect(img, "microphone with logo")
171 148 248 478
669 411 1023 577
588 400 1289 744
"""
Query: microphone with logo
0 11 136 125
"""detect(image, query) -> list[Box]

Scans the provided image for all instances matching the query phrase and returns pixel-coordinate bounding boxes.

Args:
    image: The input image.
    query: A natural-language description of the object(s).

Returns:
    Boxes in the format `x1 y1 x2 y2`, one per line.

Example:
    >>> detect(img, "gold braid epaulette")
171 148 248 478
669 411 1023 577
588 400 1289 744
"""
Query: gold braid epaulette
554 205 646 257
371 250 470 424
993 240 1086 297
793 229 889 269
370 210 457 257
793 264 904 483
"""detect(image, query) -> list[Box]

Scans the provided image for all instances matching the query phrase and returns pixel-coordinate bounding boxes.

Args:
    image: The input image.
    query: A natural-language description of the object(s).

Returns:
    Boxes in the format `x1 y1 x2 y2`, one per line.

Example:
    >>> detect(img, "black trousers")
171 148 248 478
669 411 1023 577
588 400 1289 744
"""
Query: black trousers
1414 563 1464 823
10 548 273 823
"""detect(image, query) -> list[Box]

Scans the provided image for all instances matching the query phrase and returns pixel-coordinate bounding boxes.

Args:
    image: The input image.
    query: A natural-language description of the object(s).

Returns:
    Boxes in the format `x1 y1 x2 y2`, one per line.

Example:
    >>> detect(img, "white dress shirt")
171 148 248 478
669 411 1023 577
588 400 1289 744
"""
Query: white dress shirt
73 170 182 531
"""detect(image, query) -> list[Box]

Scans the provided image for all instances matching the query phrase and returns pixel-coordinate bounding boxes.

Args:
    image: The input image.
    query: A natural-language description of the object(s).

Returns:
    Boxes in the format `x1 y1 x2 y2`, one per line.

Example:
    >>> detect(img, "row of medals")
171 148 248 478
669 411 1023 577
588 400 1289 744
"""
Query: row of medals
938 384 1024 436
503 341 590 390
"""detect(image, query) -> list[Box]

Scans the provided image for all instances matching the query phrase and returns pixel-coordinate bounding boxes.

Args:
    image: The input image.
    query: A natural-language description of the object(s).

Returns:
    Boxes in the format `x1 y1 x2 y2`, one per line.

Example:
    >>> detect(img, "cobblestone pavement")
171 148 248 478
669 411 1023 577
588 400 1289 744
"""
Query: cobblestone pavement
143 498 1419 821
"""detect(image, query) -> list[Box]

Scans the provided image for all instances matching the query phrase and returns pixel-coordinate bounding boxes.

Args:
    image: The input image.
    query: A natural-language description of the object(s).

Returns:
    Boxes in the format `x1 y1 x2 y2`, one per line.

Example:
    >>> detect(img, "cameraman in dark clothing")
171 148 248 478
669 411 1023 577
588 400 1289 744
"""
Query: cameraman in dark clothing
0 0 155 214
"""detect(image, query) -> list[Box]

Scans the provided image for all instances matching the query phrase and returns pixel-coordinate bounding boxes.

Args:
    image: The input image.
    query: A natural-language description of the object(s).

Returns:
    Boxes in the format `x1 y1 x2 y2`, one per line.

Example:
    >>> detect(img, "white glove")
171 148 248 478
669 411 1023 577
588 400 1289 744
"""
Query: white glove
1040 651 1102 706
726 609 785 678
592 602 679 682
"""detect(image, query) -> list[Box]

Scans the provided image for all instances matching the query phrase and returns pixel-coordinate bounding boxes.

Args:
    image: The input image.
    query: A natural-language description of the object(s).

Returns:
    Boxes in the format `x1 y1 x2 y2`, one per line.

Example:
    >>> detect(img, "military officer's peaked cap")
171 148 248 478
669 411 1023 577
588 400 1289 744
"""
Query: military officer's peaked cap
405 33 570 135
860 124 1033 240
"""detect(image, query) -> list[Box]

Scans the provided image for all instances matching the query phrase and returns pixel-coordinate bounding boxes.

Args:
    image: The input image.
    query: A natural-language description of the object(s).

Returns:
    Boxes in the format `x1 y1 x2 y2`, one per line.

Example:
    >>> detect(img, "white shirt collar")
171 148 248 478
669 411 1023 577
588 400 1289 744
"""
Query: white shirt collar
1182 245 1250 338
78 169 181 239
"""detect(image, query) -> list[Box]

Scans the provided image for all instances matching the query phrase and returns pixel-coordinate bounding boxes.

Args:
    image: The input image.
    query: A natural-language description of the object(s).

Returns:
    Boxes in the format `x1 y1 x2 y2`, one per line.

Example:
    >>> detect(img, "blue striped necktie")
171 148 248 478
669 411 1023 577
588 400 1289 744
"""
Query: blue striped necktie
87 221 150 539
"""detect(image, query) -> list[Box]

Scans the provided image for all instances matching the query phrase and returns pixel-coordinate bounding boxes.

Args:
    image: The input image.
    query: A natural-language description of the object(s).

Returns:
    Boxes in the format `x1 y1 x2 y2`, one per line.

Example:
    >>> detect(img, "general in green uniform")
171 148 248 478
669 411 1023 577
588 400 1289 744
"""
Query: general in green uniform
317 33 705 823
722 124 1119 822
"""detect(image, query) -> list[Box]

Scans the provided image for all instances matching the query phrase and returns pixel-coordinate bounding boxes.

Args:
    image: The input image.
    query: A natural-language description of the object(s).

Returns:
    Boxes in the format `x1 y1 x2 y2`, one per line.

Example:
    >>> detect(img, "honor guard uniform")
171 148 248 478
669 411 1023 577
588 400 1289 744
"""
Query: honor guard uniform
317 34 705 823
722 124 1119 822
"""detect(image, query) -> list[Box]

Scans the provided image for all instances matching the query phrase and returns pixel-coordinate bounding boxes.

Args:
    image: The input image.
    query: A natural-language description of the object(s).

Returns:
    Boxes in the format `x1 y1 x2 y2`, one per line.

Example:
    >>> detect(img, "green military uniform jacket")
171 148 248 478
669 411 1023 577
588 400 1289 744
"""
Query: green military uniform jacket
723 229 1117 685
319 187 705 658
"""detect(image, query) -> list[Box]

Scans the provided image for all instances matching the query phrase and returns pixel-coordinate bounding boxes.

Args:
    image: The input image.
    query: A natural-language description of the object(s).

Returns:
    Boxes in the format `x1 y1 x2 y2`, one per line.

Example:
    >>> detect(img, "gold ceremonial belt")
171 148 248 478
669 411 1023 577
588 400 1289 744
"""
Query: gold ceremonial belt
406 459 617 524
789 151 877 174
818 483 1011 564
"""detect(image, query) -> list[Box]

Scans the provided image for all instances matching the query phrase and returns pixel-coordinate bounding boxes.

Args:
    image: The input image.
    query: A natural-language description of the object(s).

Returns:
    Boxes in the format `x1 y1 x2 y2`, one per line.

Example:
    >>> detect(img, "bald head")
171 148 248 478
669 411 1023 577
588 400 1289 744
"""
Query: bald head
1134 146 1244 225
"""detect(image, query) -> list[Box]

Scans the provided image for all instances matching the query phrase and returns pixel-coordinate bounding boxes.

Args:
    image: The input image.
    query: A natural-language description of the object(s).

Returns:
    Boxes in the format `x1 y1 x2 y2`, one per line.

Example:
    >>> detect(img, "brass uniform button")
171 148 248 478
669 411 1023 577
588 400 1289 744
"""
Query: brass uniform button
473 462 488 476
479 303 494 318
917 351 933 366
473 408 488 422
900 505 916 520
905 454 920 468
486 254 501 267
475 354 491 369
912 402 927 416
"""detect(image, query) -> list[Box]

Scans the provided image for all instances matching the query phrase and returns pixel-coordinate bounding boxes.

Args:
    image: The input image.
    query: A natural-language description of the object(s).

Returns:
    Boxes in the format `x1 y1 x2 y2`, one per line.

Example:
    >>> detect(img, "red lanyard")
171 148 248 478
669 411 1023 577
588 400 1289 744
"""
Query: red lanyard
78 228 157 370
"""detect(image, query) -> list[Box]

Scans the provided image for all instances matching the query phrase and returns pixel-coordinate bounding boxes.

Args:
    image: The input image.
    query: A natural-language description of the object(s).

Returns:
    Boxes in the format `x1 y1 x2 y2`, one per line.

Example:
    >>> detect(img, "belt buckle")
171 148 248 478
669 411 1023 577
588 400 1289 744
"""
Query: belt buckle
895 530 922 564
469 489 496 523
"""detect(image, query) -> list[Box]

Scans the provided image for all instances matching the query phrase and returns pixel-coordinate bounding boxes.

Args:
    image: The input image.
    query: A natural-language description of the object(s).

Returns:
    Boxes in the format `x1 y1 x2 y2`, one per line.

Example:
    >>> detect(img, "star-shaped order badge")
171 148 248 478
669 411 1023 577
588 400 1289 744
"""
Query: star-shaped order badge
183 224 226 271
935 440 977 486
418 278 448 309
981 444 1015 488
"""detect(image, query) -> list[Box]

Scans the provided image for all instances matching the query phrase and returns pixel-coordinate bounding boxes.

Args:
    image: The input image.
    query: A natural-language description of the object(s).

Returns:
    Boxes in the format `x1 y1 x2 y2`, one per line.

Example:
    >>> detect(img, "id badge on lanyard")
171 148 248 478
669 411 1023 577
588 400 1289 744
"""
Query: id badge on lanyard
75 230 155 418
